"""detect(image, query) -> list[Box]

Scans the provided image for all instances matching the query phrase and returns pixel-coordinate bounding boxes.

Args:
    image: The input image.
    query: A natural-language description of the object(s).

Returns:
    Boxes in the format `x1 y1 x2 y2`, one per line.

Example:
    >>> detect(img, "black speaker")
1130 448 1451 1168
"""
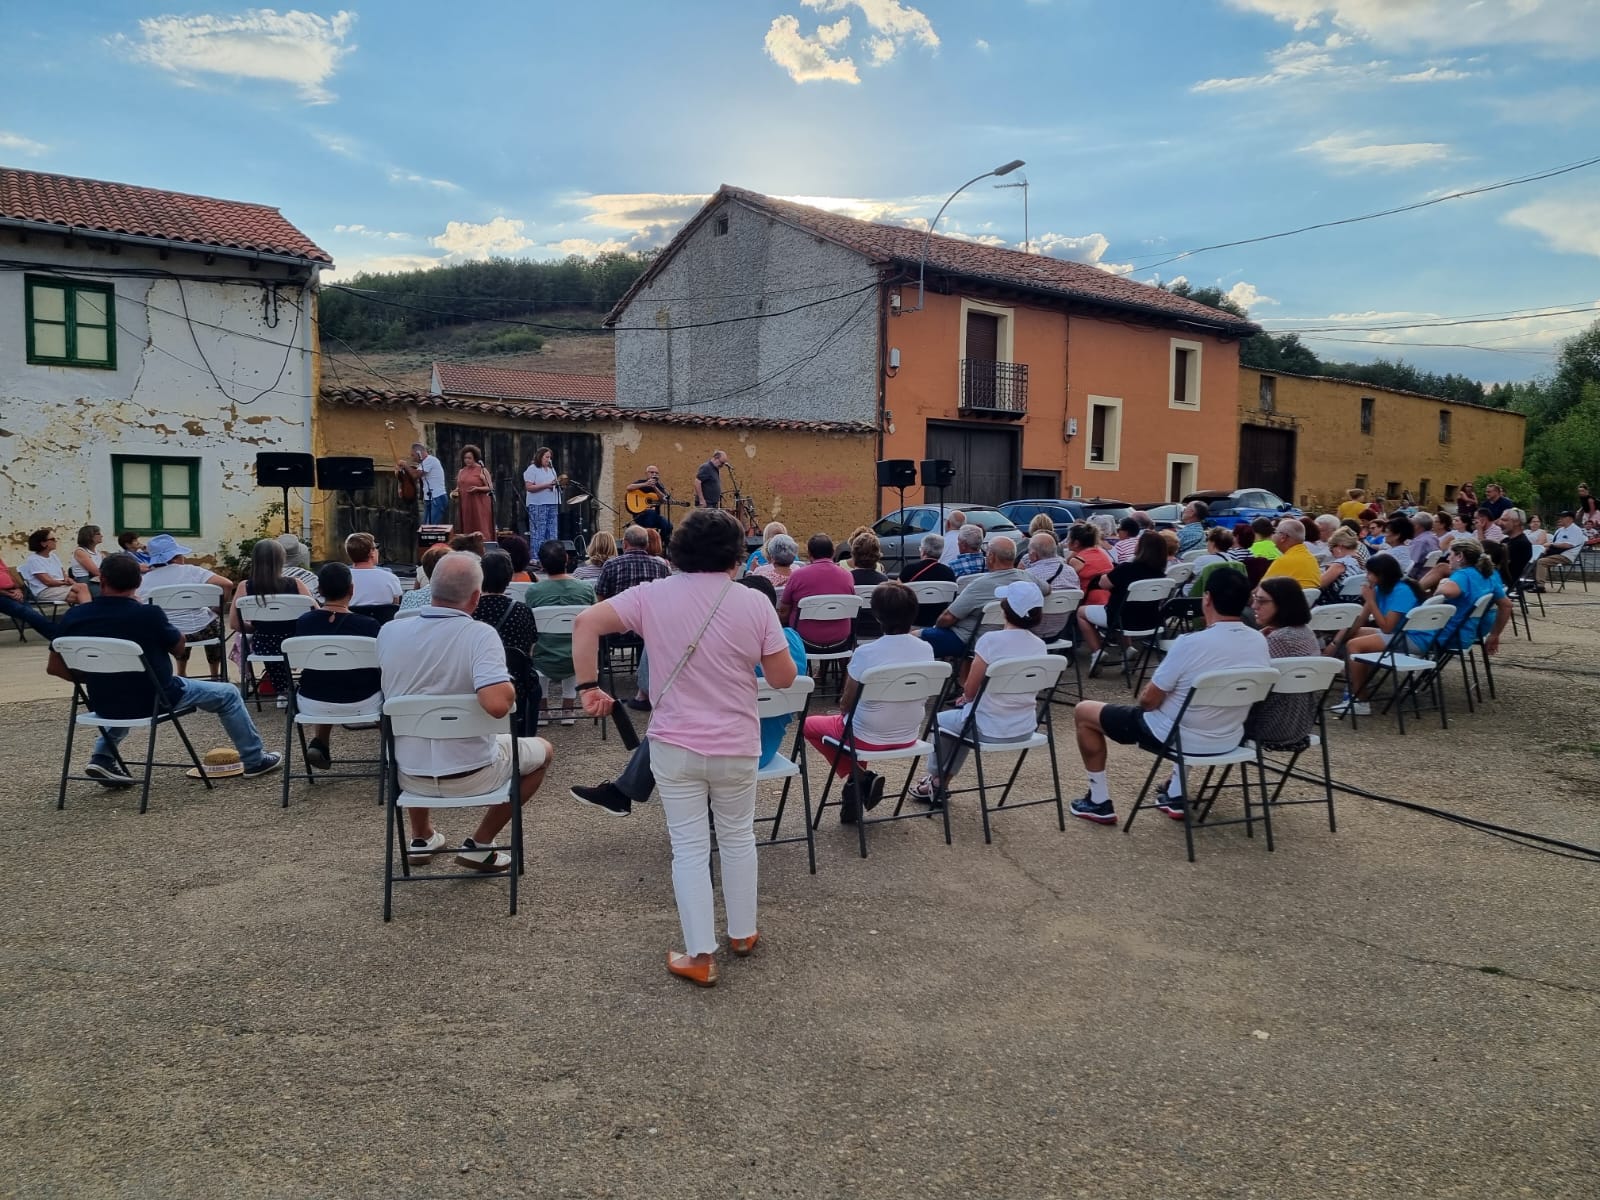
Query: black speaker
876 459 917 488
255 451 315 489
316 456 376 490
920 458 957 488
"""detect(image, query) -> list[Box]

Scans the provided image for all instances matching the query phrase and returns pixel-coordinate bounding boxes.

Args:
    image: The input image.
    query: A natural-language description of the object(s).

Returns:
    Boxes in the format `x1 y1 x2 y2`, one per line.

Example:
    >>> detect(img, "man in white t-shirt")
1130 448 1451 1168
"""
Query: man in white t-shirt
138 533 234 677
401 442 449 525
344 532 403 607
1070 567 1269 826
801 581 934 819
377 552 553 873
1535 511 1587 587
937 510 967 565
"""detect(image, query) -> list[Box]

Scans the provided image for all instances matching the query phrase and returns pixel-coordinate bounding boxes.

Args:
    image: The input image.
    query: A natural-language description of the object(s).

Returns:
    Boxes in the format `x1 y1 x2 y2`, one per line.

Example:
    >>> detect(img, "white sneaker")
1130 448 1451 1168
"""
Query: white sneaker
454 838 511 874
1328 696 1371 717
407 831 447 863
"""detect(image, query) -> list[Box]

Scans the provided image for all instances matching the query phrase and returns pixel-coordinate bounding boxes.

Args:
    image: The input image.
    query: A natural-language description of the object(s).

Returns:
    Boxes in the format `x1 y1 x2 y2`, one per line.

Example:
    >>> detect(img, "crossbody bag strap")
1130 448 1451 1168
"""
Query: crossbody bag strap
654 578 735 704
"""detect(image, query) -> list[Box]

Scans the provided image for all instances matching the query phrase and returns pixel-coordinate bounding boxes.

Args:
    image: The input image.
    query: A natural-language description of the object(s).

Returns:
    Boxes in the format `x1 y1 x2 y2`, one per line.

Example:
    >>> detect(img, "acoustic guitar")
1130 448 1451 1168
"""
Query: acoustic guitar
624 484 693 515
383 420 417 502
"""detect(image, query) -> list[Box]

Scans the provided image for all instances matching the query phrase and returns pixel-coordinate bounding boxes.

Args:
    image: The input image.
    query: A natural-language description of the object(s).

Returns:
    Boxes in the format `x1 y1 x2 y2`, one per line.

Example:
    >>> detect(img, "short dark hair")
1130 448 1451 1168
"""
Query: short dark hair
99 552 142 591
117 531 140 549
871 581 918 635
1233 523 1255 548
1205 564 1251 616
1250 516 1274 537
495 532 531 575
317 561 353 602
1365 551 1405 592
1117 516 1140 536
1258 576 1312 626
737 574 778 608
536 539 567 576
1134 530 1167 571
670 508 744 573
483 550 516 593
1189 500 1210 520
1387 514 1415 541
1066 522 1096 550
1208 526 1234 551
807 533 834 562
27 528 52 553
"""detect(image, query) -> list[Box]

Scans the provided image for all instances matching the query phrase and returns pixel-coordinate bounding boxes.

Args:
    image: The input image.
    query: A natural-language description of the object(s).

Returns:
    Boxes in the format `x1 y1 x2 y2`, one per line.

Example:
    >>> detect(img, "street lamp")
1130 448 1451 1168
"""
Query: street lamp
901 159 1024 314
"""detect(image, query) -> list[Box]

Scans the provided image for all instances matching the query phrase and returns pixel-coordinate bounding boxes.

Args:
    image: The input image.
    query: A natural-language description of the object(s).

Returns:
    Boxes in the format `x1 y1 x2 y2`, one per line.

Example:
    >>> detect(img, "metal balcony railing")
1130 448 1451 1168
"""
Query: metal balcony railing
960 359 1028 418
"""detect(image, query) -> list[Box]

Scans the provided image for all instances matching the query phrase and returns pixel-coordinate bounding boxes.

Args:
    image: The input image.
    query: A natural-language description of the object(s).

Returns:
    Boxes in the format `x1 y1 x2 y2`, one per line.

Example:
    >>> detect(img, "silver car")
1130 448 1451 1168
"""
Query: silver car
871 504 1023 573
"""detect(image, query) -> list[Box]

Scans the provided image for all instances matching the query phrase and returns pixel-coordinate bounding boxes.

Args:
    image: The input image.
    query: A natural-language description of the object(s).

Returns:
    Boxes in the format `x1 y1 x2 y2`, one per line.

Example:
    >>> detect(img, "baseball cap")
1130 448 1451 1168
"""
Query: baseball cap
995 578 1044 615
146 533 192 564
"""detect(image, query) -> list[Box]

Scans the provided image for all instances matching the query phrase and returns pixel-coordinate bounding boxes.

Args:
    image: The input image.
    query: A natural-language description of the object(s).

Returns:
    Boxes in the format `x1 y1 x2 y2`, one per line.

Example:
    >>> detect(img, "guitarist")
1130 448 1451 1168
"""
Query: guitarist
631 464 675 540
398 441 449 526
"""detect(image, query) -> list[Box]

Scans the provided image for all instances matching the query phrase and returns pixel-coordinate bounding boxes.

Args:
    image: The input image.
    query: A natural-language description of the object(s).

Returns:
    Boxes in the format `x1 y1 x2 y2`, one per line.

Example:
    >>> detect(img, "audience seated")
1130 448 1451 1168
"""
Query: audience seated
752 534 799 589
1249 517 1281 560
449 532 487 557
1325 553 1420 717
743 522 788 574
0 549 59 637
1177 501 1209 555
848 531 888 639
1077 531 1166 675
1318 530 1366 598
523 539 594 725
917 536 1026 659
1408 513 1441 577
1228 523 1256 561
400 544 452 611
1263 518 1323 589
1110 516 1142 564
292 561 382 771
1188 528 1245 598
597 524 672 600
274 533 321 596
1411 538 1511 657
573 531 614 583
70 524 105 593
473 549 537 660
1497 510 1533 589
230 538 316 695
1382 514 1416 576
898 533 956 626
1243 578 1320 748
346 533 403 607
1018 514 1057 566
778 533 856 651
1064 522 1114 607
1070 568 1268 825
1309 515 1339 565
937 511 967 565
1535 511 1586 587
495 533 534 582
1023 532 1079 640
1472 509 1505 544
21 527 91 608
139 533 233 678
947 524 987 578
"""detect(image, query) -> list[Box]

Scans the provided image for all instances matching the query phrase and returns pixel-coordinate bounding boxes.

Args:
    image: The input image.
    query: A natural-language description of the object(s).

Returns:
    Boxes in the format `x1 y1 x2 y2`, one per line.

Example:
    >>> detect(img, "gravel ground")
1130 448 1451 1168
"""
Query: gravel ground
2 592 1597 1199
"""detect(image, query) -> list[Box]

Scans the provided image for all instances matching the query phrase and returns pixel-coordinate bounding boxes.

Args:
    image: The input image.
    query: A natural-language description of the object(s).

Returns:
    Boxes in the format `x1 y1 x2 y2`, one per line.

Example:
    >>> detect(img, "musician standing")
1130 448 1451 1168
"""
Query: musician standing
524 446 562 548
634 464 674 540
695 450 728 509
399 442 449 526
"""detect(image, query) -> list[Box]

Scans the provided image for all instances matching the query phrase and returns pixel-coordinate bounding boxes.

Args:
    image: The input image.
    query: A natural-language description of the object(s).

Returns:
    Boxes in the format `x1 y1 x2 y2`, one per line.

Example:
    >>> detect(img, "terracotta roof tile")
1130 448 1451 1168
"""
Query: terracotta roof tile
324 386 874 434
0 167 331 264
608 185 1258 336
432 363 615 404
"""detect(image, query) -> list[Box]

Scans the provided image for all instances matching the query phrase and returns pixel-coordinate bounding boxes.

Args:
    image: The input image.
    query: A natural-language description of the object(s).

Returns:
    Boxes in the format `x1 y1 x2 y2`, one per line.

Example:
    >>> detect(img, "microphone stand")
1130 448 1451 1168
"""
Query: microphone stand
724 464 757 535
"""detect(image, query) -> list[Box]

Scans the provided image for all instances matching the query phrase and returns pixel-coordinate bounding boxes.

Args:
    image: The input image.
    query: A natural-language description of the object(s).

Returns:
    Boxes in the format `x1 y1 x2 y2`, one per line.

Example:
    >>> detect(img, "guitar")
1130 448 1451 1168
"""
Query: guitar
383 421 418 502
624 484 693 515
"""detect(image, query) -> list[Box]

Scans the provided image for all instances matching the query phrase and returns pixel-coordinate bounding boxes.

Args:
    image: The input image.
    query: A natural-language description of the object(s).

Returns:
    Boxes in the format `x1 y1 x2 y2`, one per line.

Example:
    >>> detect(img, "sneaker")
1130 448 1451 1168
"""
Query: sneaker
304 739 332 771
571 782 632 817
839 777 861 825
1155 796 1187 821
241 753 282 777
1327 696 1371 717
455 837 511 874
407 831 447 864
1088 649 1105 678
1070 793 1117 825
862 771 887 811
84 760 136 788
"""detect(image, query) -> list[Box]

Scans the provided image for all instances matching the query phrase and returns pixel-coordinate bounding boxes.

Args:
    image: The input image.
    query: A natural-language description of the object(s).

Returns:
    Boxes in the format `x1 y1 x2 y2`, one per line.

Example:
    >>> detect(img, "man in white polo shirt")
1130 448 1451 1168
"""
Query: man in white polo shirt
345 532 403 607
1535 510 1587 588
377 552 553 873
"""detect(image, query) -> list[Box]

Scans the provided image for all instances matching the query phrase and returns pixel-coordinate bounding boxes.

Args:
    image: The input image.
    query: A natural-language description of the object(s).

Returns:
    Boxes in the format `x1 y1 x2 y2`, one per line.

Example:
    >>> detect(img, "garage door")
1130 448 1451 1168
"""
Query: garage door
1238 425 1295 500
925 424 1019 508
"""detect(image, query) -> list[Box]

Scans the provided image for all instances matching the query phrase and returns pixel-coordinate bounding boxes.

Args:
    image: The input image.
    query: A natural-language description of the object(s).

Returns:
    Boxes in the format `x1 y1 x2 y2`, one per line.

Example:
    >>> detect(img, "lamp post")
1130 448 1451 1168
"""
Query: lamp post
901 158 1024 314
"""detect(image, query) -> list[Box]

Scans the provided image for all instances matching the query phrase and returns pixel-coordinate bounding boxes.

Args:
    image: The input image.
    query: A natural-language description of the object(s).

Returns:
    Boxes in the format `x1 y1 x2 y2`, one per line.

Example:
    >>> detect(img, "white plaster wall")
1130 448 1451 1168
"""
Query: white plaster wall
0 234 316 558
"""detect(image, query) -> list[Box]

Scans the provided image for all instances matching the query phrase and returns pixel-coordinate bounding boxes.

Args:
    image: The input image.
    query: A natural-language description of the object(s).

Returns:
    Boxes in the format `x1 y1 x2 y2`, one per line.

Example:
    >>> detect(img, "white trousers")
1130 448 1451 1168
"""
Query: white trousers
650 738 759 955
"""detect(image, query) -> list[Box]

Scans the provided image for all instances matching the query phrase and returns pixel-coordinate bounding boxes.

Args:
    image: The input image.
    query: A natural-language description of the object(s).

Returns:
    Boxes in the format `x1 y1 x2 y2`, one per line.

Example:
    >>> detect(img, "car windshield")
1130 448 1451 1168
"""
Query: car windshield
964 509 1019 531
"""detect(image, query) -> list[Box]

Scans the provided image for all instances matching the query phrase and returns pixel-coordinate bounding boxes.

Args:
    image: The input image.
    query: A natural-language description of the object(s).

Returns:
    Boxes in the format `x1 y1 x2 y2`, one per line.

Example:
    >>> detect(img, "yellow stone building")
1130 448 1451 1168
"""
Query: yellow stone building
1236 369 1526 513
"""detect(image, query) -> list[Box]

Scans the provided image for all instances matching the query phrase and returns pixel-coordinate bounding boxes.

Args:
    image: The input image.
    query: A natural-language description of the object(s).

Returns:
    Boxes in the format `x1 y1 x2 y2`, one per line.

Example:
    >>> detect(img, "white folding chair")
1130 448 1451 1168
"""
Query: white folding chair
279 636 385 808
1166 562 1195 589
235 594 318 709
381 694 526 920
931 655 1068 845
1225 656 1343 839
796 594 863 694
1337 574 1366 600
1308 602 1362 647
505 581 534 605
1041 587 1085 703
1545 544 1588 592
1422 550 1444 569
908 580 957 611
1116 576 1179 690
1300 587 1322 610
813 659 952 858
1179 548 1206 564
1449 592 1497 712
145 583 229 683
53 636 211 815
1346 603 1455 734
753 676 818 872
529 604 602 737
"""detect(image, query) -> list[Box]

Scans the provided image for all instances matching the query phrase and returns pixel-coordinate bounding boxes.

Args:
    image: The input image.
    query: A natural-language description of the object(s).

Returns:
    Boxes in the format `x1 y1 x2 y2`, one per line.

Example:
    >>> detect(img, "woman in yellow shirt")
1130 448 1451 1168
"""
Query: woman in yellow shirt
1337 489 1369 523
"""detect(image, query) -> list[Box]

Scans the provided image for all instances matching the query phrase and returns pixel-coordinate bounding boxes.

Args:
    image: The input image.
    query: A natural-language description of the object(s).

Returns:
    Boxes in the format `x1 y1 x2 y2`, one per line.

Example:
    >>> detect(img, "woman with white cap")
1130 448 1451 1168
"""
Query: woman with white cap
911 577 1048 803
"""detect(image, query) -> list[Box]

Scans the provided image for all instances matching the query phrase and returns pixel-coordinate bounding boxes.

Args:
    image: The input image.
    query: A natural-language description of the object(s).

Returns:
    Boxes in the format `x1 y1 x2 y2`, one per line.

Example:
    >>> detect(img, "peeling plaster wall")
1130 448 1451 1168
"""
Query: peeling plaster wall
0 233 317 558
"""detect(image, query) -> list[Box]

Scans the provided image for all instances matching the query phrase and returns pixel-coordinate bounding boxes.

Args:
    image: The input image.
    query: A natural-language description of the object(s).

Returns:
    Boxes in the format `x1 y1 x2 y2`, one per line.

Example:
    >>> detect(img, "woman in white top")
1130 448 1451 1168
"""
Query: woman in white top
911 578 1048 803
21 528 90 606
802 582 934 816
1526 515 1550 547
70 524 104 592
1317 529 1366 596
523 447 561 550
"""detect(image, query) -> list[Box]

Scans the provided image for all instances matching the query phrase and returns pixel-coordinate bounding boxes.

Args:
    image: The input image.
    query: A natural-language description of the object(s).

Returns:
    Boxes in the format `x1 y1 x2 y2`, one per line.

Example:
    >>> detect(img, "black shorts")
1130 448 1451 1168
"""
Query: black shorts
1098 704 1167 755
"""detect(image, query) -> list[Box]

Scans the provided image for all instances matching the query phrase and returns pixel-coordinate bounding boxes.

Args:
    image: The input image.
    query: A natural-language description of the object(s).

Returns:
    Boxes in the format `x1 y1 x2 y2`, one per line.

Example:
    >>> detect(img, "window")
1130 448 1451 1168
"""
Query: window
1444 484 1458 501
113 456 200 536
1258 375 1276 413
1360 396 1375 435
1386 480 1401 501
1166 454 1199 503
1419 478 1430 505
1085 396 1122 471
1169 339 1203 409
1355 474 1368 492
1438 409 1452 444
26 275 115 368
713 213 730 236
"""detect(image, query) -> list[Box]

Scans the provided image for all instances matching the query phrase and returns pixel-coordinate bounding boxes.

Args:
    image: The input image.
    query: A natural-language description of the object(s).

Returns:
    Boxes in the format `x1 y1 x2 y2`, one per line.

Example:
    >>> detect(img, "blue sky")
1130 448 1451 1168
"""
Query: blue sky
5 0 1599 382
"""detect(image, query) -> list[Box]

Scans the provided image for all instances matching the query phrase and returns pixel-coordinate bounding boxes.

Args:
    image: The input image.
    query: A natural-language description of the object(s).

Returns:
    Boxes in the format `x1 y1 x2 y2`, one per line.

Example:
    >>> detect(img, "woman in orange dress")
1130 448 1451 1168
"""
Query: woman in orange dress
455 445 494 537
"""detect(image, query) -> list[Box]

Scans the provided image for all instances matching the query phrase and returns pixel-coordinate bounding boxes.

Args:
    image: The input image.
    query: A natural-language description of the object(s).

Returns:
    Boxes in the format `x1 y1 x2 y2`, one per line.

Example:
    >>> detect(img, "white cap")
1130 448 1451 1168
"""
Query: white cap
995 578 1044 615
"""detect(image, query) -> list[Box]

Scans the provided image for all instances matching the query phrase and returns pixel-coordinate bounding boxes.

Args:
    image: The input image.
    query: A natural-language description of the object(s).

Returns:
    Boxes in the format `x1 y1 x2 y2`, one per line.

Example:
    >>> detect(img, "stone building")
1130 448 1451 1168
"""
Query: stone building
1238 368 1527 513
0 167 329 558
607 186 1260 509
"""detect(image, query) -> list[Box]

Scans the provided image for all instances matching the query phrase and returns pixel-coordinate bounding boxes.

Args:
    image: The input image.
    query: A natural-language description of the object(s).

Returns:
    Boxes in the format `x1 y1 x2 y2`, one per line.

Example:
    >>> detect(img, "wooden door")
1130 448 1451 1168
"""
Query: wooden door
1238 425 1295 499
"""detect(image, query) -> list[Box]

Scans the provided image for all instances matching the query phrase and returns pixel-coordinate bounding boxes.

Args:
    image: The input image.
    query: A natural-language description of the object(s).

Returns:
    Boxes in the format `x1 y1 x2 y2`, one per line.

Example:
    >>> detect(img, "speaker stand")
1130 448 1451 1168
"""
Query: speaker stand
893 484 908 522
279 487 293 536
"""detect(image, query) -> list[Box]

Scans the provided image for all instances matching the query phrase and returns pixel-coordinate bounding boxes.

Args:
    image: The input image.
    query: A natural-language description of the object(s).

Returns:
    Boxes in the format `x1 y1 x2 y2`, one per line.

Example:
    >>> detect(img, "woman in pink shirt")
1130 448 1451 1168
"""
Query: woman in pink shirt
574 509 797 988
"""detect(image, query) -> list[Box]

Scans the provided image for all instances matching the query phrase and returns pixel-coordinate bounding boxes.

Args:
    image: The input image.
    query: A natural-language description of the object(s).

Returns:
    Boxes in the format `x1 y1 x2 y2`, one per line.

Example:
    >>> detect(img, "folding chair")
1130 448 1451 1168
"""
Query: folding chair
350 603 399 626
279 635 386 808
1507 548 1543 640
1345 603 1455 734
1115 577 1179 691
236 594 318 709
53 636 212 815
1444 592 1496 713
145 583 229 684
381 694 526 920
505 646 544 738
1544 546 1587 592
796 594 862 695
1040 587 1085 704
1226 656 1342 837
1337 574 1366 601
1122 667 1280 862
1300 587 1323 610
930 655 1068 844
1308 603 1363 648
753 676 818 873
852 583 884 642
907 579 958 625
530 604 604 738
505 581 534 606
1165 562 1195 591
811 659 952 858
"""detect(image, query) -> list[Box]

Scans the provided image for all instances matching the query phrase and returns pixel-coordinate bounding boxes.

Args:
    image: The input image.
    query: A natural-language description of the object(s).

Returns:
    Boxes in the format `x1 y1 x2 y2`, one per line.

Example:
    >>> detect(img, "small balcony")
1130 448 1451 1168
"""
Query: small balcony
960 359 1028 420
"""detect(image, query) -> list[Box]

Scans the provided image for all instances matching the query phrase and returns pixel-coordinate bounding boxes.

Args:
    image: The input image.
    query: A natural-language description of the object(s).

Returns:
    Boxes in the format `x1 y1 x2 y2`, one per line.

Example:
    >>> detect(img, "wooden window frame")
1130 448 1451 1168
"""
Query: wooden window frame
1085 395 1123 472
1360 396 1375 435
1169 338 1203 410
958 298 1015 364
25 275 117 369
1165 454 1200 503
113 455 201 537
1438 409 1452 444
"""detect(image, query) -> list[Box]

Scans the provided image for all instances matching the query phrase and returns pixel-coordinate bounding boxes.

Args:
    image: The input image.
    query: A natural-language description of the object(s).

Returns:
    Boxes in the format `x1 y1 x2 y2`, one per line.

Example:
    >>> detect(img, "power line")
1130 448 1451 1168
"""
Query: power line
1297 334 1559 356
329 273 882 307
1264 303 1600 335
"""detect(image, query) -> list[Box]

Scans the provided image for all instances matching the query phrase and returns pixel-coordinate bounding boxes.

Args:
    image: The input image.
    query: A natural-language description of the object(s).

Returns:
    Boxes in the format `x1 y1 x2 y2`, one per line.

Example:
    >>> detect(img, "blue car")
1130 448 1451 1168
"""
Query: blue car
1184 488 1302 528
998 498 1134 543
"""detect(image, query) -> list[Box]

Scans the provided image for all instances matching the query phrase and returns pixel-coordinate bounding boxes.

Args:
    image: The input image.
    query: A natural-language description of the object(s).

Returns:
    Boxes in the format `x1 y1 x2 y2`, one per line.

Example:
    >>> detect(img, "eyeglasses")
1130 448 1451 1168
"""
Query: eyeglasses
1250 593 1270 605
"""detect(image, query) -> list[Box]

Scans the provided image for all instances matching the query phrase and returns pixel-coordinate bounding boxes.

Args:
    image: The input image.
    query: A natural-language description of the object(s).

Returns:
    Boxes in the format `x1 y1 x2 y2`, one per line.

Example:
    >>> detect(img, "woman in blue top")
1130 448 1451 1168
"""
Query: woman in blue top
1326 552 1419 716
1409 538 1512 656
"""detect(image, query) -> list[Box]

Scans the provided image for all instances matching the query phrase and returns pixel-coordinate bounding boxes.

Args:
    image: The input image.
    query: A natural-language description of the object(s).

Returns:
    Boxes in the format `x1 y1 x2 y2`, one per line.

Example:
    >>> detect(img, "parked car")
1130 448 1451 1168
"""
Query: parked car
870 504 1022 572
1132 502 1183 530
998 498 1134 543
1184 488 1302 527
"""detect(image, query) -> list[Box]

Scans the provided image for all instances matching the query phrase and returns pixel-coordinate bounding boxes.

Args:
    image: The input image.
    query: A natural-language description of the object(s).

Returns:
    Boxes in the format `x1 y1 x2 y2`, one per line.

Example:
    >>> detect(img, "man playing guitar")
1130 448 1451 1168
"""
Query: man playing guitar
628 464 676 539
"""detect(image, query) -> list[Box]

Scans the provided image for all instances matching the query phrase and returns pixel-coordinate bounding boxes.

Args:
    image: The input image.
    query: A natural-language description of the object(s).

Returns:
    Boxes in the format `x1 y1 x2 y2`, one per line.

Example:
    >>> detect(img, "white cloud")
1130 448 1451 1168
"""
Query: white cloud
1390 65 1474 83
1226 281 1277 310
805 0 939 47
114 9 357 104
1218 0 1600 55
764 14 858 83
1301 132 1452 170
430 217 534 259
333 223 411 241
0 131 48 155
975 38 990 52
1504 194 1600 259
1192 33 1372 91
312 129 358 157
1033 231 1133 274
387 168 461 192
324 252 447 280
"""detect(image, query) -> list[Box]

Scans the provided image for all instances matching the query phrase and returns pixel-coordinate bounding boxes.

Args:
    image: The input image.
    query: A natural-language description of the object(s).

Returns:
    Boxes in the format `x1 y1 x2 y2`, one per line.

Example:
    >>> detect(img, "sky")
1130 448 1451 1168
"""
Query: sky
4 0 1599 383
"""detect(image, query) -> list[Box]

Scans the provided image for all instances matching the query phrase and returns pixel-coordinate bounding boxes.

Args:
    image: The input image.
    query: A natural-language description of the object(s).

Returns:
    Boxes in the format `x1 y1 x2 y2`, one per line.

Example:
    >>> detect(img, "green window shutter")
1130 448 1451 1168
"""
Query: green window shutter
25 275 116 368
113 457 200 536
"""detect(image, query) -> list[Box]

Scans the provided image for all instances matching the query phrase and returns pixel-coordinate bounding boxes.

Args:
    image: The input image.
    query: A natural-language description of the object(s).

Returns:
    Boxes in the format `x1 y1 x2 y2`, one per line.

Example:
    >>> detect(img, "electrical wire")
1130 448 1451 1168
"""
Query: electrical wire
329 273 883 306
